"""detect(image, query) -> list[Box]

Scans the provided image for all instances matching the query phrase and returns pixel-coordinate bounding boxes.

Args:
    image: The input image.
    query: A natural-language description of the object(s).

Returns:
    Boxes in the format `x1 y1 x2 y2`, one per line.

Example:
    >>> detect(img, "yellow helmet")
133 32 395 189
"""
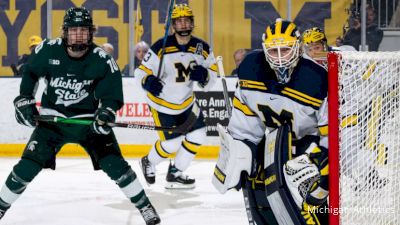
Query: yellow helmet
302 27 327 45
262 18 301 83
28 35 42 48
302 27 328 69
171 4 193 19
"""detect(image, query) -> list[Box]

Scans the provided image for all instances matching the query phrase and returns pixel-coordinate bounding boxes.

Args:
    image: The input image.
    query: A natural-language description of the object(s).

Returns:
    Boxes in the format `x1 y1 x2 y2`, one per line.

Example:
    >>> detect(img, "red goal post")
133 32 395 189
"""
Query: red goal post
328 51 400 225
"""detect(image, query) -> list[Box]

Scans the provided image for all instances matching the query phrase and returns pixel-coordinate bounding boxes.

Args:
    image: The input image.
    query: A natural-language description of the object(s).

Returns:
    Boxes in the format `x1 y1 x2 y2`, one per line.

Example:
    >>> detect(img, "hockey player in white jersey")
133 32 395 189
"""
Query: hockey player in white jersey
135 3 217 189
212 18 329 224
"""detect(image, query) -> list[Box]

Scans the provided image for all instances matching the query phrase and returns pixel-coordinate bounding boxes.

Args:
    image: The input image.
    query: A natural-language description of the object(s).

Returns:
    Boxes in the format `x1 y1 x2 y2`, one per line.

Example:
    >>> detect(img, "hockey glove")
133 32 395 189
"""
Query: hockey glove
142 75 163 97
284 143 329 209
190 65 209 86
13 95 38 127
284 154 321 209
90 107 116 135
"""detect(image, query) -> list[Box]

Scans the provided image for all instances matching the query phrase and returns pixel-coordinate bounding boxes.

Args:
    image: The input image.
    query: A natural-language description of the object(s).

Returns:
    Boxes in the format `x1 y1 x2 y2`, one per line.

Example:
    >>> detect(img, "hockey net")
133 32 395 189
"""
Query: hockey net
328 51 400 225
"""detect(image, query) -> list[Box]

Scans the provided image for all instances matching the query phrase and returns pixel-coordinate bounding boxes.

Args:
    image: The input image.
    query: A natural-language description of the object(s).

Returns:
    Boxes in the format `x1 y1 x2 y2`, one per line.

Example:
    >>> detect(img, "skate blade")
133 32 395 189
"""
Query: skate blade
164 182 195 189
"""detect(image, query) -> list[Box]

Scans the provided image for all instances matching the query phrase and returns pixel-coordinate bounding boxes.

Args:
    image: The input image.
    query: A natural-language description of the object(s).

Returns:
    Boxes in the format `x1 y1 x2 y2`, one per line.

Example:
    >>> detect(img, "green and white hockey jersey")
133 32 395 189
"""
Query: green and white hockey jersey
135 35 218 115
20 38 123 118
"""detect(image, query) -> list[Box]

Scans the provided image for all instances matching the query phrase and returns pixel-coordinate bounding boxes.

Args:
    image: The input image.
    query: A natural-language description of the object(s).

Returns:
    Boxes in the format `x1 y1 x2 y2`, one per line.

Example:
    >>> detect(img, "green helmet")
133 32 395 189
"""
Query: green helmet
62 7 95 52
63 7 93 28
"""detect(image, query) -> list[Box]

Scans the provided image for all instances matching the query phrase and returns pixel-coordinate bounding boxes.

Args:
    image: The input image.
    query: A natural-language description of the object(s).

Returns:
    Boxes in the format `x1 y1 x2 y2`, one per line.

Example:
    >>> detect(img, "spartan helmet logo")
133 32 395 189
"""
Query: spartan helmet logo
27 141 38 151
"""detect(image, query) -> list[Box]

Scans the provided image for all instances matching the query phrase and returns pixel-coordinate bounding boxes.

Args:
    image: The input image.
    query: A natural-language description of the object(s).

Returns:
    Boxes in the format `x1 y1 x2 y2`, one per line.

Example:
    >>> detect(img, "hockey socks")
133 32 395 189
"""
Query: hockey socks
0 158 42 219
99 155 152 208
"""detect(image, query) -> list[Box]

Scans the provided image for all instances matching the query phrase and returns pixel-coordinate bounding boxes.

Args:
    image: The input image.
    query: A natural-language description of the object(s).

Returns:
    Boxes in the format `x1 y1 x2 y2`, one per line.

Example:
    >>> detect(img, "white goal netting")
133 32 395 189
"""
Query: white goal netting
334 51 400 225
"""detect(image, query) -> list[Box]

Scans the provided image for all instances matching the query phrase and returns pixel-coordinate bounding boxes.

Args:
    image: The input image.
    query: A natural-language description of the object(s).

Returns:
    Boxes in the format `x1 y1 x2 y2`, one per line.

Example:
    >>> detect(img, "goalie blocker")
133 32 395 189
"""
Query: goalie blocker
213 124 328 225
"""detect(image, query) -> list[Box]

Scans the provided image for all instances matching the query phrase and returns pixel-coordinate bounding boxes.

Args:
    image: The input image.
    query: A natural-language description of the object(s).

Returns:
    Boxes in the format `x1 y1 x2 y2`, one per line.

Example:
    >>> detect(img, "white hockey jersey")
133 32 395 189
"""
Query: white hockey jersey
135 35 217 115
228 50 328 152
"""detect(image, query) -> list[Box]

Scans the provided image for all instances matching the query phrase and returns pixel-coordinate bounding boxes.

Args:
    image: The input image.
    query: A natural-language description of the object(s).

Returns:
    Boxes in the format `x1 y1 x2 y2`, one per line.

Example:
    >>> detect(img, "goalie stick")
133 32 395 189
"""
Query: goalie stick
264 124 307 225
34 104 200 134
216 56 255 225
216 56 232 116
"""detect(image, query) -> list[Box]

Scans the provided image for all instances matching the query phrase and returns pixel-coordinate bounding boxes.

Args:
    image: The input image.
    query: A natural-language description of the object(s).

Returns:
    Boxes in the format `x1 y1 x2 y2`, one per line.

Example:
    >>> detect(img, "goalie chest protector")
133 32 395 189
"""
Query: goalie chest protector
236 50 328 139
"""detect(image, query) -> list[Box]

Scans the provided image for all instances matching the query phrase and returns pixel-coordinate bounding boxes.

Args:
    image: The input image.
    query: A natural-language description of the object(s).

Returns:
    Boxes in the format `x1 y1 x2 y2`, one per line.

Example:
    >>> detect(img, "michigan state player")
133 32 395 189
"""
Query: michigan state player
0 7 160 225
212 19 329 224
136 4 217 189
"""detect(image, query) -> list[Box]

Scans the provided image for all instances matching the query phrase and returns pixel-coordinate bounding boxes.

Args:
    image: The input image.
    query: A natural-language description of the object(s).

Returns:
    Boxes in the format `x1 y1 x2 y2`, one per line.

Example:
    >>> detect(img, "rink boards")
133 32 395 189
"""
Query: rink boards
0 77 238 158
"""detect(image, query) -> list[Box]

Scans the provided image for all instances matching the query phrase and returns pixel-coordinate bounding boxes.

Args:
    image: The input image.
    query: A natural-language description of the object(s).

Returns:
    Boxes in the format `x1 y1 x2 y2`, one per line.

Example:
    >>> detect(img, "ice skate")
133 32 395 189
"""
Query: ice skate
0 207 8 220
139 203 161 225
140 156 156 185
165 162 195 189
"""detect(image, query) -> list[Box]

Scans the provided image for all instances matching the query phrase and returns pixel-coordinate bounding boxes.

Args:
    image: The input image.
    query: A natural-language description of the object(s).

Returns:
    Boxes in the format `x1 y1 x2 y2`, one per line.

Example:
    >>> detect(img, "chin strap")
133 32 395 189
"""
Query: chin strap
175 30 192 36
67 43 89 52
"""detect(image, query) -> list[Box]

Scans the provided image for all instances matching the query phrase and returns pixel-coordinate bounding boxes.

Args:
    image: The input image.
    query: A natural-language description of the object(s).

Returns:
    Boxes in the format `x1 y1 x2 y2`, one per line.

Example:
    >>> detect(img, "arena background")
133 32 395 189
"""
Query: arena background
0 0 352 157
0 0 352 76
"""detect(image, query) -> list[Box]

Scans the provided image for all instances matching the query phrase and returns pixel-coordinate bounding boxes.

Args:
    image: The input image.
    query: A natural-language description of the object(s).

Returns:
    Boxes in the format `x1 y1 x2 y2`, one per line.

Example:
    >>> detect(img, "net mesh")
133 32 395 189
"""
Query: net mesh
337 51 400 225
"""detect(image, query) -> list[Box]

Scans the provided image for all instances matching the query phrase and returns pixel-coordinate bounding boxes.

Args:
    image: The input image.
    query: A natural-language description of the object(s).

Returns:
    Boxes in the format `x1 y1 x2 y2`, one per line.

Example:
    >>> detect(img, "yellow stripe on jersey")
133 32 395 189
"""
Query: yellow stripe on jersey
182 139 200 154
282 88 322 107
139 65 153 75
239 80 267 91
188 47 209 58
150 108 166 140
233 97 256 116
147 93 194 110
318 125 328 136
157 46 179 57
341 115 358 128
155 140 171 158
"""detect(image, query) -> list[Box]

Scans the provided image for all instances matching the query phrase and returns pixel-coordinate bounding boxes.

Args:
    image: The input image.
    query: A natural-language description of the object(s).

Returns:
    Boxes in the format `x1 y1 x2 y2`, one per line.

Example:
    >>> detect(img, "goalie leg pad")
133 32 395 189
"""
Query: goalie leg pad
212 124 252 194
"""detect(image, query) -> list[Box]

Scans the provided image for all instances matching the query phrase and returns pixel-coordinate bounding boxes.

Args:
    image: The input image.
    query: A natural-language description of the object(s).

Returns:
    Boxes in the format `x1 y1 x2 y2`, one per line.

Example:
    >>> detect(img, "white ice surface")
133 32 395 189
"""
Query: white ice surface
0 158 248 225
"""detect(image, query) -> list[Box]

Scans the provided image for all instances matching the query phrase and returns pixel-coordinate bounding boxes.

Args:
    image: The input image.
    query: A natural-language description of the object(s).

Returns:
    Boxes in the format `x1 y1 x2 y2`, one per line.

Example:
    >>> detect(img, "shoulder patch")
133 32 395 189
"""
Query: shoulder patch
93 46 110 59
187 36 210 58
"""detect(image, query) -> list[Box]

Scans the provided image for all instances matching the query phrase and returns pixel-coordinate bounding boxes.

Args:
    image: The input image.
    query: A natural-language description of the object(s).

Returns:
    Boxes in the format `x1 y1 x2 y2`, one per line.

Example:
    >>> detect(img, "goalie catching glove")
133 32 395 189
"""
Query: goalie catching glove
13 95 38 127
90 107 116 135
284 143 329 209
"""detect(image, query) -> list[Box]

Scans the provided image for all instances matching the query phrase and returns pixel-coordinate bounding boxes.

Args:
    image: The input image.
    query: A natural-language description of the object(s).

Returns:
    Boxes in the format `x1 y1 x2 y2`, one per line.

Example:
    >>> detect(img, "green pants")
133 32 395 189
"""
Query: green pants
22 121 123 170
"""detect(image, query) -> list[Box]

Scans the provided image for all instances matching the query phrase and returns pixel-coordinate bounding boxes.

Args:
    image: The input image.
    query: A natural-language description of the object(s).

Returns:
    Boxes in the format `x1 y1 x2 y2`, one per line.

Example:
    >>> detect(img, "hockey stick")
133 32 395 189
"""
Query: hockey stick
34 104 200 134
264 124 306 225
216 56 232 116
216 56 255 225
156 0 175 78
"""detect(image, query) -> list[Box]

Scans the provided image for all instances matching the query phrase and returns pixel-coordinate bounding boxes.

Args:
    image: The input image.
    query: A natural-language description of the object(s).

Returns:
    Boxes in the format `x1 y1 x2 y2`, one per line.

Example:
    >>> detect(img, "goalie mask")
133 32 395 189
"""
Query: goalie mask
262 18 301 84
62 7 95 52
171 4 194 37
